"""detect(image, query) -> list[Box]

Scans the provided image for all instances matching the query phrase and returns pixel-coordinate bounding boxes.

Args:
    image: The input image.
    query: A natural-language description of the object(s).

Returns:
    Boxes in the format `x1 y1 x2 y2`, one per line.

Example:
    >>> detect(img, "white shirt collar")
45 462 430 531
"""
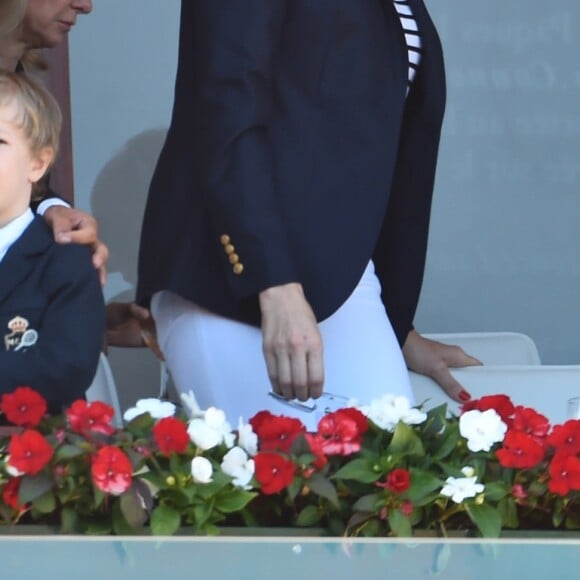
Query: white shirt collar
0 209 35 263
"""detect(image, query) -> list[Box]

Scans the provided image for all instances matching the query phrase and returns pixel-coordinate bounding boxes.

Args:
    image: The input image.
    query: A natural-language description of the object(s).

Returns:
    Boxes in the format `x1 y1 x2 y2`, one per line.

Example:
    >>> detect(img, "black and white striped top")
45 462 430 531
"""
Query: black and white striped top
392 0 422 93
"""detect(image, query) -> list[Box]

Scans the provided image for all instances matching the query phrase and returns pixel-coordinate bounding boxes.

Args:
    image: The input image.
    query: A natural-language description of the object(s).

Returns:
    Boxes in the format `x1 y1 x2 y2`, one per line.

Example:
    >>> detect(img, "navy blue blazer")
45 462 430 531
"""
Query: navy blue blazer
138 0 446 345
0 217 105 413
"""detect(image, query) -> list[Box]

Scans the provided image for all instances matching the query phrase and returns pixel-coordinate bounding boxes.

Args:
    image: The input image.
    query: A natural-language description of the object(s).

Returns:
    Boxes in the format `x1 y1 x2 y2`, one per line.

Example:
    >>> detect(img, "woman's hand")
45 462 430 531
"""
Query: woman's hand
105 302 165 361
43 206 109 286
259 283 324 401
402 329 482 402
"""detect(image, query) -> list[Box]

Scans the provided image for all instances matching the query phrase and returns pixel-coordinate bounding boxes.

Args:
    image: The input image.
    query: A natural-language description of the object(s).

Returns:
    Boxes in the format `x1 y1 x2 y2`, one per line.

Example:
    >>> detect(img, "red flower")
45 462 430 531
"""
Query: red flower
546 420 580 456
376 468 411 493
304 434 328 470
254 452 295 495
250 411 305 453
316 409 365 456
91 446 133 495
66 400 116 436
2 478 25 511
511 406 550 444
548 452 580 496
496 430 545 469
462 395 515 425
1 387 47 428
153 417 190 455
8 430 53 475
331 408 369 436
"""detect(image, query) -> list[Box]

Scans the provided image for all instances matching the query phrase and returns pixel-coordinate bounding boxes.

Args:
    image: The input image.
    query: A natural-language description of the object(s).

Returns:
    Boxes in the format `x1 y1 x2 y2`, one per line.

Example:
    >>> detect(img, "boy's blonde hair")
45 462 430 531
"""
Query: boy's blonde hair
0 70 62 163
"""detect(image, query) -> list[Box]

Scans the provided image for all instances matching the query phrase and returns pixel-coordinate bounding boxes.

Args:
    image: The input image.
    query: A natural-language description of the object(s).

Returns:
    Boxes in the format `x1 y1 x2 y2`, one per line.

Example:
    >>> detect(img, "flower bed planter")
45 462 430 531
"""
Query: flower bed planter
1 390 579 538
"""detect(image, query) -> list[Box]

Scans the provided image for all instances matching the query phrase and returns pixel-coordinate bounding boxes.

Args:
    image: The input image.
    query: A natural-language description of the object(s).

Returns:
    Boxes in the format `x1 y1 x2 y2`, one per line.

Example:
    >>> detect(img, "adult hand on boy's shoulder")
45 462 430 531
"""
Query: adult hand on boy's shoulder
43 206 109 286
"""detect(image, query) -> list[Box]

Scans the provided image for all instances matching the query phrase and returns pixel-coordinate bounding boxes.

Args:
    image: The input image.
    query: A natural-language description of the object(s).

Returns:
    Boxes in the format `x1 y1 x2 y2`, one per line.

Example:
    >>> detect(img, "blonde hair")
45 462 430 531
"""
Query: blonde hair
0 69 61 161
0 0 27 40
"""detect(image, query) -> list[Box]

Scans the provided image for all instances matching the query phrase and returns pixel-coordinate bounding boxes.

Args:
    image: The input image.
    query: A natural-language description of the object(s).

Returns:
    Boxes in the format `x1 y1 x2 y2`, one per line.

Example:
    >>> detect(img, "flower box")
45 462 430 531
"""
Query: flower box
0 389 578 537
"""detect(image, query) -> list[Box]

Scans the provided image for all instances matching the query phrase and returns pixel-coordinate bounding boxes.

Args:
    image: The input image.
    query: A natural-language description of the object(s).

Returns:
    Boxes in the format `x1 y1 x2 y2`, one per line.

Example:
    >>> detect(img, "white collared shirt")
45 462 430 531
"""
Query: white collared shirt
0 209 34 263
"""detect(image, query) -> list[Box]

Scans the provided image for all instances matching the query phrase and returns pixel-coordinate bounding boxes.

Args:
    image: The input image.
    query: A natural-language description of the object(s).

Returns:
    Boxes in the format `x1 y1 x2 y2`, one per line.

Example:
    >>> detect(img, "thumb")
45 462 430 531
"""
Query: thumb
444 348 482 369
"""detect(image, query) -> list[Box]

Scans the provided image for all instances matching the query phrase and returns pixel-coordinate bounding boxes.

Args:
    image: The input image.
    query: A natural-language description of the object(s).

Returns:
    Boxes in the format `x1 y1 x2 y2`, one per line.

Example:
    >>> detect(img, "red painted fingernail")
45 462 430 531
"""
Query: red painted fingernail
459 391 471 402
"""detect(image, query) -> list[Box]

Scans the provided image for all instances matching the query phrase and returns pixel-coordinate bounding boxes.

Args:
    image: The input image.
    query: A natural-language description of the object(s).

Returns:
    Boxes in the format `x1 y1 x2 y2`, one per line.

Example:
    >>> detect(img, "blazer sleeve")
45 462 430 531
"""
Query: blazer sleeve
186 0 299 300
0 246 105 413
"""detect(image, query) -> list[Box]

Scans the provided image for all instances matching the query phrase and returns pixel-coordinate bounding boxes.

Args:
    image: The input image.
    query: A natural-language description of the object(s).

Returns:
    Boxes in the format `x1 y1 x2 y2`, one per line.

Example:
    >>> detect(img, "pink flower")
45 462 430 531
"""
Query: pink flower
91 446 133 495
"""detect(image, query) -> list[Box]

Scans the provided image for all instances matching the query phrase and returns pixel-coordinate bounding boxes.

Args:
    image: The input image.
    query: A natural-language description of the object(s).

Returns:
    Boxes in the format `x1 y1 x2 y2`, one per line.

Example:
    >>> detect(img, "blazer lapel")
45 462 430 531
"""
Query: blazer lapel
0 217 53 306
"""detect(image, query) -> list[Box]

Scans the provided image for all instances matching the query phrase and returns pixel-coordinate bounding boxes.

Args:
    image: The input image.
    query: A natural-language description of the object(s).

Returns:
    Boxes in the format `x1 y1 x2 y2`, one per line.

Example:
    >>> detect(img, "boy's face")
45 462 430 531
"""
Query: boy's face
0 103 52 226
21 0 93 49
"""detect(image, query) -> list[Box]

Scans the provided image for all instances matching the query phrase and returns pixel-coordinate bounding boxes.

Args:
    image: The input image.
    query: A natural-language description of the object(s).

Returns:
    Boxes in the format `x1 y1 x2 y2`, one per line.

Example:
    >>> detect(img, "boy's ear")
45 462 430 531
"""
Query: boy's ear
28 147 54 184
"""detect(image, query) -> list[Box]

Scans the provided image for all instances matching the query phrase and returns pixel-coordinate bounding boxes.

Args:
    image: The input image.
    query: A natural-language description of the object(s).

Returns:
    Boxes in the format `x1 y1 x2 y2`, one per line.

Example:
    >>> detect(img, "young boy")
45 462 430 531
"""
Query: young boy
0 70 104 412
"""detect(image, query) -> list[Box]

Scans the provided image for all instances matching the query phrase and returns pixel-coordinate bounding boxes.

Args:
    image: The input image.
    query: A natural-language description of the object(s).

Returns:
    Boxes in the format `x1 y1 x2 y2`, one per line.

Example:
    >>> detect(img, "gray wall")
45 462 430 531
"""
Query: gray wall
68 1 580 409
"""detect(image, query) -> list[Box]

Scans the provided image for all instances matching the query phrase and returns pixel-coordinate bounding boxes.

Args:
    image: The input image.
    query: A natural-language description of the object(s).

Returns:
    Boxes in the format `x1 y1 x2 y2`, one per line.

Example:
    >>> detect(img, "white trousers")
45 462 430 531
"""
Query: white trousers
152 261 413 430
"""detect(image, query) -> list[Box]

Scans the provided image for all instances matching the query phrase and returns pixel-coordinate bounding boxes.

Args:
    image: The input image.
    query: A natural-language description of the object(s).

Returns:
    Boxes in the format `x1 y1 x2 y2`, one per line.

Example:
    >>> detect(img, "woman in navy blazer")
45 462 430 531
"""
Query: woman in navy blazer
138 0 478 421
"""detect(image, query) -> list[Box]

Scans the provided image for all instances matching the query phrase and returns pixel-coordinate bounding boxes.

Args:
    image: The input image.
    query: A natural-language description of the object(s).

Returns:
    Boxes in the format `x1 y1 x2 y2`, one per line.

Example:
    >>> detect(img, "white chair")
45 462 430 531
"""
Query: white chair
86 353 123 427
423 332 541 365
411 365 580 425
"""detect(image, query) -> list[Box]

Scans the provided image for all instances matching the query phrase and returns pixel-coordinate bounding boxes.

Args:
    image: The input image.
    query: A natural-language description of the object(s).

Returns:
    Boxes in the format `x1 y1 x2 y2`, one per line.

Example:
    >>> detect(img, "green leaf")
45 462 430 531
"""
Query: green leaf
54 444 85 461
432 425 459 460
286 477 302 502
60 506 79 534
32 490 56 514
215 490 257 514
296 505 321 527
307 473 339 508
466 503 502 538
112 500 137 535
565 509 580 530
352 493 381 513
120 488 148 529
192 500 214 527
498 497 519 528
387 508 412 537
290 433 312 456
483 482 509 502
19 474 53 504
332 458 380 484
387 423 425 458
404 469 444 503
150 505 181 536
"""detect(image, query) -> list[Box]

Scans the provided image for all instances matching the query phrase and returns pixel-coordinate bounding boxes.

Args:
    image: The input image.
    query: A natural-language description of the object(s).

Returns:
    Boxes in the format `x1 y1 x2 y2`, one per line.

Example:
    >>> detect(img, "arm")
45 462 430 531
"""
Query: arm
188 0 299 298
182 1 322 399
0 247 105 412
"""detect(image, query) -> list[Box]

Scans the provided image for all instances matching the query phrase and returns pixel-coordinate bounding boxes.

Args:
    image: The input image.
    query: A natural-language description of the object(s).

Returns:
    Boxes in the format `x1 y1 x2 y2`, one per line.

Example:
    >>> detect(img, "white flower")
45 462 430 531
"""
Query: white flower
459 409 507 453
5 458 24 477
221 446 255 489
440 476 485 504
191 456 213 484
358 394 427 432
123 398 176 422
237 417 258 457
187 407 234 451
179 390 205 419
